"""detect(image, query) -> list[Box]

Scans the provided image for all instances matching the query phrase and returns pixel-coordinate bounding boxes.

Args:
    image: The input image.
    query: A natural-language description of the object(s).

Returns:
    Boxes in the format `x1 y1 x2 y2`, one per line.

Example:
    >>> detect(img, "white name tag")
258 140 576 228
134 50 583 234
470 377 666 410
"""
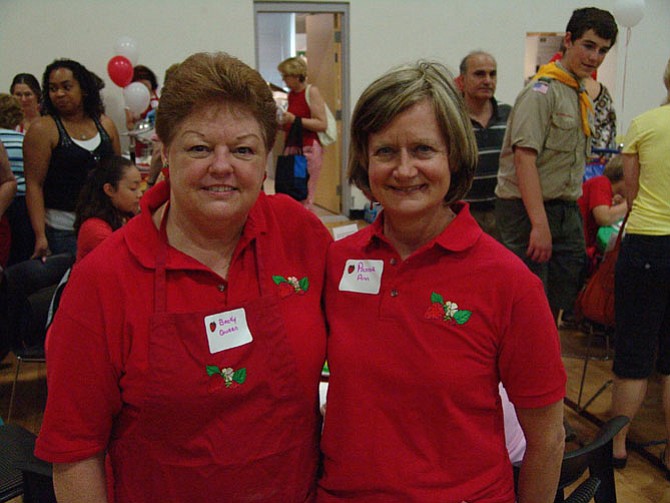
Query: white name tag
338 259 384 294
332 223 359 241
204 308 252 354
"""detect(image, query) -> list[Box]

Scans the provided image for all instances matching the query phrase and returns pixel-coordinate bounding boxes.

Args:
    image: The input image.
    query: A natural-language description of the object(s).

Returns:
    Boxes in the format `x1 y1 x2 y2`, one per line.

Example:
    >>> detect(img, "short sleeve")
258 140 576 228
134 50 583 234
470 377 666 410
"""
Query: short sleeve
497 277 566 409
589 177 614 210
622 118 640 155
35 268 122 463
76 218 113 263
509 84 553 154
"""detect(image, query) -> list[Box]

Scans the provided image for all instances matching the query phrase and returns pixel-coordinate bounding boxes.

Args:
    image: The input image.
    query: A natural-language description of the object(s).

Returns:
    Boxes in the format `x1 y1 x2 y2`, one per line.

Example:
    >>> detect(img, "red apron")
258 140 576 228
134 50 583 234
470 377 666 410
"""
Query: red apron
108 221 320 502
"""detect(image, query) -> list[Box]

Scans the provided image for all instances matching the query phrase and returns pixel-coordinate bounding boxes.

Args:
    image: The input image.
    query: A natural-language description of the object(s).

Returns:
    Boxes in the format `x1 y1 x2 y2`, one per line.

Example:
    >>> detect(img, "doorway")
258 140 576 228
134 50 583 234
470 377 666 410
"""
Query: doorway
254 2 350 216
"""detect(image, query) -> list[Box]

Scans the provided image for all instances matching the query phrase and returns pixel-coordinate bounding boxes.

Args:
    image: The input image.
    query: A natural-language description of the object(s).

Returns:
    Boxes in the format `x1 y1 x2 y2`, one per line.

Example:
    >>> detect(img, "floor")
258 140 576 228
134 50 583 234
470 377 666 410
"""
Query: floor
560 326 670 502
2 205 669 502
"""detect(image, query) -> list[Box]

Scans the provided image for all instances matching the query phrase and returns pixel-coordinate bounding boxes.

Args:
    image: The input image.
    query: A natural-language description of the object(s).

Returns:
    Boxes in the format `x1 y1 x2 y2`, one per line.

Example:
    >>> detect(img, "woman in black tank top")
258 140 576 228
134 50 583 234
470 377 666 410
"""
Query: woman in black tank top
24 59 120 259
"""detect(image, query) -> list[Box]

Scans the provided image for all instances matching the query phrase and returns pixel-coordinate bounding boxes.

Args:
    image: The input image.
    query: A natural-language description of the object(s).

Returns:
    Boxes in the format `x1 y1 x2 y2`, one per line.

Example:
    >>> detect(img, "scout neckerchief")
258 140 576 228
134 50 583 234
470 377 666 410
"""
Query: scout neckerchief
533 61 593 137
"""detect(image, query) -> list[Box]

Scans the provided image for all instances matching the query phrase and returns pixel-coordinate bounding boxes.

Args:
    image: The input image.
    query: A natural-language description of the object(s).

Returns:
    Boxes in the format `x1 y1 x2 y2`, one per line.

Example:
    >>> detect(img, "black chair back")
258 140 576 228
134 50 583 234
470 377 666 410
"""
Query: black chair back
0 424 55 503
559 415 629 502
514 415 629 503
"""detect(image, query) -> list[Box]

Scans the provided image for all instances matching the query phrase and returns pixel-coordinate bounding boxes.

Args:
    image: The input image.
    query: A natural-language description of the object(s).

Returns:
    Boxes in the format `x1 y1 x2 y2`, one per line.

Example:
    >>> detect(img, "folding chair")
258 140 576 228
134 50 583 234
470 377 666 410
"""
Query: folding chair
514 415 629 503
0 423 55 503
1 254 74 422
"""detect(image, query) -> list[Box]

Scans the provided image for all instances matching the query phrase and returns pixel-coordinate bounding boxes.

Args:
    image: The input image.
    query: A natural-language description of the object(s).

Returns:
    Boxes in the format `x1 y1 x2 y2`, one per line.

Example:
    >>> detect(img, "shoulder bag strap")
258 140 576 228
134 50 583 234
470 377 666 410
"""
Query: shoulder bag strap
611 212 630 253
305 84 312 106
285 117 303 153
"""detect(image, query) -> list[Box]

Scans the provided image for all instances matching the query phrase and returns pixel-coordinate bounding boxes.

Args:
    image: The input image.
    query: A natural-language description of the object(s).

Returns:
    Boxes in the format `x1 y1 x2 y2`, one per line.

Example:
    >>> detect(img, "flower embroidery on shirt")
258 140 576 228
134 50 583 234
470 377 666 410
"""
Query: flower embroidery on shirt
206 365 247 388
424 292 472 325
273 275 309 297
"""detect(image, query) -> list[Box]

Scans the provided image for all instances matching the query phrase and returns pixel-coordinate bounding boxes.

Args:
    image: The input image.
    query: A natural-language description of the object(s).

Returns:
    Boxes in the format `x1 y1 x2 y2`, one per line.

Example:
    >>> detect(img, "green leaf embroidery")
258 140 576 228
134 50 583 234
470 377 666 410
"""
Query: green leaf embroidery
232 368 247 384
206 365 221 376
299 277 309 292
431 292 444 305
453 310 472 325
207 366 247 388
272 275 287 285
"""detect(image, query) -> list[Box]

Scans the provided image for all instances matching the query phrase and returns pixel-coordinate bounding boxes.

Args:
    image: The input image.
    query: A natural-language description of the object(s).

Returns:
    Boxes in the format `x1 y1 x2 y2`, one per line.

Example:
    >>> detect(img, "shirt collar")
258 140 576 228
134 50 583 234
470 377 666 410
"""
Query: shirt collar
365 201 482 254
126 180 269 270
490 97 502 120
555 61 582 84
469 97 502 127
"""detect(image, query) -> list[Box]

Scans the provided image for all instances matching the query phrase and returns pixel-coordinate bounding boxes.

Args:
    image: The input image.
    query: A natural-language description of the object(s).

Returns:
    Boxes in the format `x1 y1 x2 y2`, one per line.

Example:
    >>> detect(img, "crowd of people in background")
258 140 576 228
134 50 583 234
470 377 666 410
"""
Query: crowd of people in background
1 3 669 502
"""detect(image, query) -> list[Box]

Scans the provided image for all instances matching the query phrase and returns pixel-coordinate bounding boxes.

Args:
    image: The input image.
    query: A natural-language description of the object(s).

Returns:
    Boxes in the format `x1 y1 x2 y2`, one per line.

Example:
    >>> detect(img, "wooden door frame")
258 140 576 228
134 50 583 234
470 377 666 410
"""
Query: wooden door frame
254 1 351 216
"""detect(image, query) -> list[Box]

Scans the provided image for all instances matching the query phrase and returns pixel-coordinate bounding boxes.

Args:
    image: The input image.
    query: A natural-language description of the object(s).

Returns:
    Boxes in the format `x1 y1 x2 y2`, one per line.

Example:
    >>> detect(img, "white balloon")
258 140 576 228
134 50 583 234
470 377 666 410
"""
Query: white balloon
114 36 140 66
614 0 645 28
123 82 151 116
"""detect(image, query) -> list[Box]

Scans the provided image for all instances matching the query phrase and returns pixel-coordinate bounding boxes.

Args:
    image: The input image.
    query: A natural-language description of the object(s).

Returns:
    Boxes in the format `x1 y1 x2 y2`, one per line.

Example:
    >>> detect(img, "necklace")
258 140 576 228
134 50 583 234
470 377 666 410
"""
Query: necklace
62 117 91 140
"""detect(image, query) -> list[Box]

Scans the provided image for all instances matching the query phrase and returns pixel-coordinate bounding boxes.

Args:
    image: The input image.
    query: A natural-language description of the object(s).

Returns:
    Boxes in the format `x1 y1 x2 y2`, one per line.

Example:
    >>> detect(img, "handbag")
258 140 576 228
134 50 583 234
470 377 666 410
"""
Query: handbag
305 84 337 146
275 117 309 201
574 213 629 328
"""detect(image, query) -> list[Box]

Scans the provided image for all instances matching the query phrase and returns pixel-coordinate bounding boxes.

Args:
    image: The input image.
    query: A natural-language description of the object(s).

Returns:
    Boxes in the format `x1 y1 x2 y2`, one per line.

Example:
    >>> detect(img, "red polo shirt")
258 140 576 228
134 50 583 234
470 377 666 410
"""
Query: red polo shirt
578 175 613 252
36 182 331 497
76 217 114 263
318 203 566 502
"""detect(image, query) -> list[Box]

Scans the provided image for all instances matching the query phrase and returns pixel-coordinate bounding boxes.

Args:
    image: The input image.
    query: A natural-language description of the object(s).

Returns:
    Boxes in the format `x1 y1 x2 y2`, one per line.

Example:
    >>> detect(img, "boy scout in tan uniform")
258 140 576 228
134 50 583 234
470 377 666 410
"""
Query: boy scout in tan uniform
494 7 618 320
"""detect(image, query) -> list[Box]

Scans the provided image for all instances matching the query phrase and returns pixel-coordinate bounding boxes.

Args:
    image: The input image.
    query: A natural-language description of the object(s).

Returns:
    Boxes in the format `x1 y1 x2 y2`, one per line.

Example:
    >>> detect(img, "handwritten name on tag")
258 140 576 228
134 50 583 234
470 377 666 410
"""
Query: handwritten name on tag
338 259 384 294
204 308 252 354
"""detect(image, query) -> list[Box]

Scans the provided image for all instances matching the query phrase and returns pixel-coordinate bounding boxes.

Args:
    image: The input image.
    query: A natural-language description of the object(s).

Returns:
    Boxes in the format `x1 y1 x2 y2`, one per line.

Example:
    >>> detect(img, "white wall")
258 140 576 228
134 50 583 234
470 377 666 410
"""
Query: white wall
1 0 256 151
2 0 668 208
257 12 295 90
346 0 668 130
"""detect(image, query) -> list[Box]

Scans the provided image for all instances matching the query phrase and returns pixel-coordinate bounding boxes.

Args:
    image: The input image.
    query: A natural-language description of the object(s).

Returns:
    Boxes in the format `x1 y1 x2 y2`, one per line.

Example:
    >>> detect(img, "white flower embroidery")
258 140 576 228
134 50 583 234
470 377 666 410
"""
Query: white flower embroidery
444 301 458 318
288 276 300 290
221 367 234 384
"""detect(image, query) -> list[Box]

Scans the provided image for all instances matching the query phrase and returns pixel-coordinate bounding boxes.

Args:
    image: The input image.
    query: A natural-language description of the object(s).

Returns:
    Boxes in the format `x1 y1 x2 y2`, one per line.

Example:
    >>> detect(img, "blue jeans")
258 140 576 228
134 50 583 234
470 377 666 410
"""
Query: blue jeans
1 253 75 349
46 225 77 256
7 196 35 266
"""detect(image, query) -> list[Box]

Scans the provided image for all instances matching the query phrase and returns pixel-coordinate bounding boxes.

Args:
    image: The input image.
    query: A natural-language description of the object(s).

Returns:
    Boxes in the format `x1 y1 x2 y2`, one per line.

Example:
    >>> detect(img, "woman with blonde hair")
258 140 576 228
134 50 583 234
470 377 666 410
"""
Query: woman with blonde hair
277 56 328 209
318 61 566 502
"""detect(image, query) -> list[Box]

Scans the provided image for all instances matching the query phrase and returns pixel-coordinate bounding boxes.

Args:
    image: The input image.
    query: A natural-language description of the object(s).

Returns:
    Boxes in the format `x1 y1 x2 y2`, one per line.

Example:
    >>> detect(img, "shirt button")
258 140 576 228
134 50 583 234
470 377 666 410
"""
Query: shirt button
390 258 397 266
390 289 398 297
217 284 226 292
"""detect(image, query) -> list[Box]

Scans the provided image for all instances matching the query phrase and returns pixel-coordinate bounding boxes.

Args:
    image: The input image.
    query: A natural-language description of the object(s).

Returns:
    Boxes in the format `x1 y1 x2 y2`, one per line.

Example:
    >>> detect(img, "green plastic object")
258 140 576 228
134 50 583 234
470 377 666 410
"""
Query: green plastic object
596 220 622 253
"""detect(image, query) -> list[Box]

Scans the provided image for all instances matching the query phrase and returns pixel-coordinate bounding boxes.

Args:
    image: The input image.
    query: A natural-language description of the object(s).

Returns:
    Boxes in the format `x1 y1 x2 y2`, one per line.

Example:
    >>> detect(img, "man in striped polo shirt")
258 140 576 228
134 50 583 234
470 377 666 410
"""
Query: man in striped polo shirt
459 51 511 241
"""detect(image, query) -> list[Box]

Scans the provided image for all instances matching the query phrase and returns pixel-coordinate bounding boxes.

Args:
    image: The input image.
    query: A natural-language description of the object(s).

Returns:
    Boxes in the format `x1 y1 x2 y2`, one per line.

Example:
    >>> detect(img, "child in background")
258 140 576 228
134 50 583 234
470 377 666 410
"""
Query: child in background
43 156 141 345
74 155 142 263
578 154 628 272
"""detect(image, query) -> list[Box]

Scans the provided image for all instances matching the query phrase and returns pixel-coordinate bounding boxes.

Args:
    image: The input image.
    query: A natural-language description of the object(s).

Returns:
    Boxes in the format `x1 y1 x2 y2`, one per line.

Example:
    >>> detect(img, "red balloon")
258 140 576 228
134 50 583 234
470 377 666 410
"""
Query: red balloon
107 56 133 87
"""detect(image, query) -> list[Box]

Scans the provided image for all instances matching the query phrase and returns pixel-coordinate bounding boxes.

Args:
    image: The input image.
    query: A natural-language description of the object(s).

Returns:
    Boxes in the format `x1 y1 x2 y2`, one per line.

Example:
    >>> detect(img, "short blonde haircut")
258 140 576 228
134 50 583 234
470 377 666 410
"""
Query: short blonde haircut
348 61 478 205
156 52 278 151
603 154 624 183
277 57 307 82
0 93 23 129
